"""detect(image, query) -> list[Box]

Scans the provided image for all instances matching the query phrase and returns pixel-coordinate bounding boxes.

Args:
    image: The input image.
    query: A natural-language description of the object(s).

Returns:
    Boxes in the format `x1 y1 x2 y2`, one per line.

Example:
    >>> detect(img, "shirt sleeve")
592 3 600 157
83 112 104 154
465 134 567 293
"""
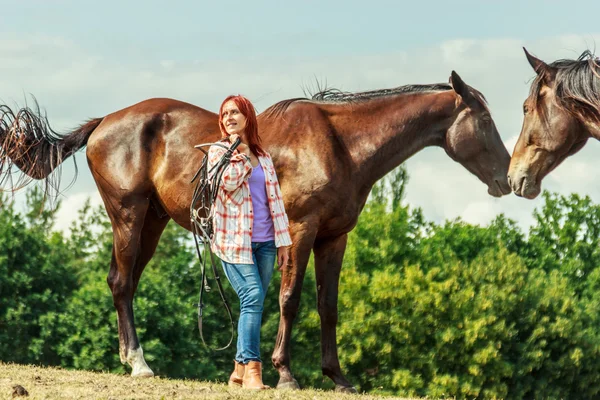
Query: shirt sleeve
273 172 290 227
268 154 292 247
208 143 253 192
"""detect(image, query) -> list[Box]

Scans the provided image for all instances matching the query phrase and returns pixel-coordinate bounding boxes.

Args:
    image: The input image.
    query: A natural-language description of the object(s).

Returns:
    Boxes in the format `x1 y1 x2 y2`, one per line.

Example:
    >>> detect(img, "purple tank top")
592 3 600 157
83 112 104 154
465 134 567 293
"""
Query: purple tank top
249 162 275 242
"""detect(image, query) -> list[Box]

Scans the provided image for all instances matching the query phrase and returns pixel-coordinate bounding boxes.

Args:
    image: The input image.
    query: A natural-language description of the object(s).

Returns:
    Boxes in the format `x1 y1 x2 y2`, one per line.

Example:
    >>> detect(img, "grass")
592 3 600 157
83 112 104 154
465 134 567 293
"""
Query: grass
1 361 418 399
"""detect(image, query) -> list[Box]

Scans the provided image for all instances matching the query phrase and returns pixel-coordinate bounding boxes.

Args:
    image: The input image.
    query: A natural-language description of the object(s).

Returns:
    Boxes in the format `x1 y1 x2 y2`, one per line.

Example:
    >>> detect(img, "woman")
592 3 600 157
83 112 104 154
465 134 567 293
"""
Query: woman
207 94 292 390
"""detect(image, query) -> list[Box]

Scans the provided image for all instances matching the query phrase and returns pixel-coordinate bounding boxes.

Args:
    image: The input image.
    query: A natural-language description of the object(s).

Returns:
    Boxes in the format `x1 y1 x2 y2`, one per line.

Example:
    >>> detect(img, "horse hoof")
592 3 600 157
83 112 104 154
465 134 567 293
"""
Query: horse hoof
131 366 154 378
127 347 154 378
276 378 300 390
335 385 357 394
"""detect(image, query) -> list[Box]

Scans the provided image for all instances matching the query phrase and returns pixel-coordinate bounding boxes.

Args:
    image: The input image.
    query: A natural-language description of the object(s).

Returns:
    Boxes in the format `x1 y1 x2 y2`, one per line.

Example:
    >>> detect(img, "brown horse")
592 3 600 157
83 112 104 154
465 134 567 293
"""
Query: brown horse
508 48 600 198
0 71 511 392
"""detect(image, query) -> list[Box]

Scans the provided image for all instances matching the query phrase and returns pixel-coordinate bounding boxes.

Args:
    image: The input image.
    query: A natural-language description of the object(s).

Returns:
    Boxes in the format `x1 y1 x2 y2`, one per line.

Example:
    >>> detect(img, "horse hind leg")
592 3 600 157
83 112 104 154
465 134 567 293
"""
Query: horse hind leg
127 202 170 376
132 200 170 293
109 244 154 377
105 195 156 377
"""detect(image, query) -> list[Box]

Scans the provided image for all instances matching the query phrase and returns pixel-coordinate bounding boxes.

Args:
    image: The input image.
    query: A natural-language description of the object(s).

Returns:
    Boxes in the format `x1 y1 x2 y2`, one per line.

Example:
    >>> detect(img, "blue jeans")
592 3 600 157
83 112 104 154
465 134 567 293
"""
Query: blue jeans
220 240 277 363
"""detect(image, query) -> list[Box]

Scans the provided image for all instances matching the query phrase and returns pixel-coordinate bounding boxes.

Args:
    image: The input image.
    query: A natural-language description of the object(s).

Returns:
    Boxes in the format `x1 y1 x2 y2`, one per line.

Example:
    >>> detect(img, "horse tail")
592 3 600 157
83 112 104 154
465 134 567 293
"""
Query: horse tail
0 100 103 199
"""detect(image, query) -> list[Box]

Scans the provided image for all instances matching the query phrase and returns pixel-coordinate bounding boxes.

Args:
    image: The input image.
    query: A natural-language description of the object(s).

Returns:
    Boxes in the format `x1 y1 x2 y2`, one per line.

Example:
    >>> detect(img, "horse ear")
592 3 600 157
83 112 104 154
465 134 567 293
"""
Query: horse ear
449 70 470 101
523 47 549 75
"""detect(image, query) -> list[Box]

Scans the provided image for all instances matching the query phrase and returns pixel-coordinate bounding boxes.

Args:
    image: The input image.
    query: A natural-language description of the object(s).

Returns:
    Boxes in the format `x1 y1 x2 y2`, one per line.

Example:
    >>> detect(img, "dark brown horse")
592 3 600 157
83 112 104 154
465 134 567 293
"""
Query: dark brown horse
0 71 511 392
508 48 600 198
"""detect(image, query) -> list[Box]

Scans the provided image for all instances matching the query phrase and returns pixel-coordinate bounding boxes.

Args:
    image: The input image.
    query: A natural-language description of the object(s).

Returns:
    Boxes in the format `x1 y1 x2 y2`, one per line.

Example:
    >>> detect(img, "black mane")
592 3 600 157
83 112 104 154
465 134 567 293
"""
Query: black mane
263 83 453 117
311 83 452 102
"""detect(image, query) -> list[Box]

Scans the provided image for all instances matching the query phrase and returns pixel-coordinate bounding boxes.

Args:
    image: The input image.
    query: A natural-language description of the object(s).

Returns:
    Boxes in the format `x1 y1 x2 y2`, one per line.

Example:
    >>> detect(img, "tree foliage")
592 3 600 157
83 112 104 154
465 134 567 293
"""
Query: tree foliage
2 168 600 399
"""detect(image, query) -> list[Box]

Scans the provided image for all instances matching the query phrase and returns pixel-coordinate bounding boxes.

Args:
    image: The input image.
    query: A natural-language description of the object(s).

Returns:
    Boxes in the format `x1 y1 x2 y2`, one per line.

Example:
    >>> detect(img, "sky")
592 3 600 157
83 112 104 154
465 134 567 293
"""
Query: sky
2 0 600 234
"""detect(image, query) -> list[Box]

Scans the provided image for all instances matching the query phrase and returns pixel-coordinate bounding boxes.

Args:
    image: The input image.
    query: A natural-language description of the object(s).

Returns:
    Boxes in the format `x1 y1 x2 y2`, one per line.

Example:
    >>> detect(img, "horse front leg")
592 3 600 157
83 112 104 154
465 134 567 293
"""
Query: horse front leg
272 221 317 390
313 234 356 393
105 196 154 377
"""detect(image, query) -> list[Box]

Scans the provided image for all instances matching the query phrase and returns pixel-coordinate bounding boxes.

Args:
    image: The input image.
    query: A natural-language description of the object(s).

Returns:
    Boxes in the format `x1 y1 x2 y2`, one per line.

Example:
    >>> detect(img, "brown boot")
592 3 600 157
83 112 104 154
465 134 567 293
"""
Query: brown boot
228 361 244 387
242 361 269 390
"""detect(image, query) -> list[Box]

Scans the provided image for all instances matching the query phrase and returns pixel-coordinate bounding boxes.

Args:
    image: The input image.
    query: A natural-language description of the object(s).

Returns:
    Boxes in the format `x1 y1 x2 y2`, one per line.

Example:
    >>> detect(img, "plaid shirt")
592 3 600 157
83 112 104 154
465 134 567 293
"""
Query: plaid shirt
207 139 292 264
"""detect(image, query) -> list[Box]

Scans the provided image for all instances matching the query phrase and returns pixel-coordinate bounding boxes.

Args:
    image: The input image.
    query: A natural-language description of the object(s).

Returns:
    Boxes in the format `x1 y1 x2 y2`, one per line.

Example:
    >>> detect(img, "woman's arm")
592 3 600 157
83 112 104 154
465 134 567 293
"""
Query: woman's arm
207 143 252 192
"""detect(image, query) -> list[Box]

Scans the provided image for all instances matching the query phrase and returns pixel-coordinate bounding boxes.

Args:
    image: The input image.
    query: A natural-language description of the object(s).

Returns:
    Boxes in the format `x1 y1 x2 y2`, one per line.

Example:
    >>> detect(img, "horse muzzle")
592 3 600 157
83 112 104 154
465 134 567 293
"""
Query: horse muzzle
507 169 541 199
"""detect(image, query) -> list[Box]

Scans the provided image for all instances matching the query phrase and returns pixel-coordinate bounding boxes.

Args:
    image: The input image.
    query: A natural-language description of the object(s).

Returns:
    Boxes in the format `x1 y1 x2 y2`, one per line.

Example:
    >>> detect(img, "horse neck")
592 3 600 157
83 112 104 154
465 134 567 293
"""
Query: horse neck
327 90 457 195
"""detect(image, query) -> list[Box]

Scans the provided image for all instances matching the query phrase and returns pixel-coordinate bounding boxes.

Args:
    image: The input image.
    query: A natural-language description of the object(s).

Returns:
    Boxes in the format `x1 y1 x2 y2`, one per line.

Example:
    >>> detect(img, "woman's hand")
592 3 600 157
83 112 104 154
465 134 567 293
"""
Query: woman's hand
277 246 290 271
229 134 250 156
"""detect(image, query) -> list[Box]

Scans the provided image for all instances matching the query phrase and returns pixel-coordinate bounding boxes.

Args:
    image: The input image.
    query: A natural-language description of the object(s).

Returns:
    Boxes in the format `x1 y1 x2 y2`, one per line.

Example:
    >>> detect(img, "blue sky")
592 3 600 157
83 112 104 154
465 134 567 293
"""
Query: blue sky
2 0 600 232
3 1 597 56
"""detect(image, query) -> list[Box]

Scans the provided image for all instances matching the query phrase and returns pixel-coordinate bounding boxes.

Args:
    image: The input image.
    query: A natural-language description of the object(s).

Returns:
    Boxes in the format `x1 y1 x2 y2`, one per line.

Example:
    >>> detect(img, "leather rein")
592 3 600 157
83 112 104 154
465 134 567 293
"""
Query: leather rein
189 137 241 351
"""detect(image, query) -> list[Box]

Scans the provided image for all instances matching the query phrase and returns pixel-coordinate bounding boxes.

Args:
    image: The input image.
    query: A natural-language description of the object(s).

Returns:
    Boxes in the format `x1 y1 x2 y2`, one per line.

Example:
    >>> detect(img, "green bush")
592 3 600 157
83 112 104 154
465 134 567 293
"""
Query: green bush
3 171 600 399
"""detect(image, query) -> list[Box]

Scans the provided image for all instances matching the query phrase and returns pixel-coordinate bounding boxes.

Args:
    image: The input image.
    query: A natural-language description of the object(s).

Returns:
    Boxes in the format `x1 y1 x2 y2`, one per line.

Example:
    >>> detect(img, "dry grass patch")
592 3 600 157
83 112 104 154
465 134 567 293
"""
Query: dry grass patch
1 362 417 399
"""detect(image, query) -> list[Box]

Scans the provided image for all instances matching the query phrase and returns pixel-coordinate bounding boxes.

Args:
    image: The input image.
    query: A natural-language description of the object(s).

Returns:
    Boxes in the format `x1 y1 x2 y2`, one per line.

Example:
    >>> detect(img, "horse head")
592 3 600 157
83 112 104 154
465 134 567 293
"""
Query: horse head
445 71 512 197
508 48 599 199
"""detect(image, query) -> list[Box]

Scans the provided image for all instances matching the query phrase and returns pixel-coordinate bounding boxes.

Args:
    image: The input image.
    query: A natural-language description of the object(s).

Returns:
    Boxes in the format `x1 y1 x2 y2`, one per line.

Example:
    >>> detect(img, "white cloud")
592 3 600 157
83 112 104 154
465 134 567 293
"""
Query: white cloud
160 60 176 70
461 201 504 226
53 191 104 235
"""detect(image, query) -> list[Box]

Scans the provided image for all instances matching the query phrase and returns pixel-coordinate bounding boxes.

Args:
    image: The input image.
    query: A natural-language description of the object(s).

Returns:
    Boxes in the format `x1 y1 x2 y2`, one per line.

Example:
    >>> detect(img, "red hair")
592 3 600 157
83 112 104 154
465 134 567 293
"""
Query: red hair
218 94 266 156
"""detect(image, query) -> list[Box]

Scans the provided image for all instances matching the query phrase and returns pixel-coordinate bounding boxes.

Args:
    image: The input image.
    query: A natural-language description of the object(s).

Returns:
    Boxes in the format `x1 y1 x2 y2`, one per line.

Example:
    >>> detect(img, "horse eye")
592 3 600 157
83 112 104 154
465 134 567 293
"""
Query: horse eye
523 105 529 114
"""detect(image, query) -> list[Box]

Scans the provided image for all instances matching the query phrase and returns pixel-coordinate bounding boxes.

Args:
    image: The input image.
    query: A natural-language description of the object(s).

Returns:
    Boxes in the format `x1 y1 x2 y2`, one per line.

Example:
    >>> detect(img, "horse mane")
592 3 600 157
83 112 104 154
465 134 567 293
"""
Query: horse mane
531 49 600 123
311 83 453 102
263 83 455 118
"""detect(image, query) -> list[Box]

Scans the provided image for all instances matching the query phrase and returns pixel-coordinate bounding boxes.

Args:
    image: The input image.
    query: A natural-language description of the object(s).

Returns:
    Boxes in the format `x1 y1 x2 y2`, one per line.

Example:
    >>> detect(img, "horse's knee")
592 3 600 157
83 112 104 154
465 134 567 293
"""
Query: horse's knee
318 308 338 325
106 271 117 292
107 273 133 304
318 293 338 324
107 256 118 288
280 290 301 319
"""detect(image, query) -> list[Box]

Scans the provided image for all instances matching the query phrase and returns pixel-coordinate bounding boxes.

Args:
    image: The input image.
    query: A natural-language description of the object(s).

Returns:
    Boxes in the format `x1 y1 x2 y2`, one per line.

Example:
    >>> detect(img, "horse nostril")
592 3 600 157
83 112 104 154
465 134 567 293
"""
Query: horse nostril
507 175 512 187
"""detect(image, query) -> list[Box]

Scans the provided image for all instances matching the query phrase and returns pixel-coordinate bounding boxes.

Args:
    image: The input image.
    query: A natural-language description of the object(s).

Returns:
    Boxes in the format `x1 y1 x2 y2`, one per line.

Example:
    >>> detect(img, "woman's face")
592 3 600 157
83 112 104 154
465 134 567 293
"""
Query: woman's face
221 100 247 136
